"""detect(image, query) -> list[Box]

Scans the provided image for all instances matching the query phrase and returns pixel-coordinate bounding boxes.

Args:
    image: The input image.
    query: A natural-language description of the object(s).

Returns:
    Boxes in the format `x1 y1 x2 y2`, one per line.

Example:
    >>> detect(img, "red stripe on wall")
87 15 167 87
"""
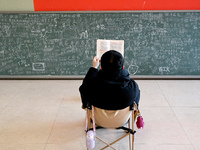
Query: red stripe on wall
33 0 200 11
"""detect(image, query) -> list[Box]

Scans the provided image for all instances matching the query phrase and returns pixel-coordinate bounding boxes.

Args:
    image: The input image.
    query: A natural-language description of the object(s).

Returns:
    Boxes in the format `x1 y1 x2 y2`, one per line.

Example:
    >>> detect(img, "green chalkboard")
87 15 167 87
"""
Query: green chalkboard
0 12 200 77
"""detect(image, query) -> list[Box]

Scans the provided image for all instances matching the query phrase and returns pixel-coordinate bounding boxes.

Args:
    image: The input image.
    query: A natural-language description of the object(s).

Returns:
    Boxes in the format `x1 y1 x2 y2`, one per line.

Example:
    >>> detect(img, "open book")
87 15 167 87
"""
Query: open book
96 39 124 59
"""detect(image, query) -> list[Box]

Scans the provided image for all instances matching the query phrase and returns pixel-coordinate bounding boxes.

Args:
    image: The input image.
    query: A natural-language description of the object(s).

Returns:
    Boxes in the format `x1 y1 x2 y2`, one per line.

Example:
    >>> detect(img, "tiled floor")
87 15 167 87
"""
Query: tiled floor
0 80 199 150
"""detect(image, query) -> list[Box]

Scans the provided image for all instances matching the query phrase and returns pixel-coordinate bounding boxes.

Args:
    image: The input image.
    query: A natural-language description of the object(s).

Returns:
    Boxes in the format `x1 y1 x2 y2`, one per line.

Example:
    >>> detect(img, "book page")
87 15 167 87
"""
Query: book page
96 40 110 59
96 39 124 59
110 41 124 57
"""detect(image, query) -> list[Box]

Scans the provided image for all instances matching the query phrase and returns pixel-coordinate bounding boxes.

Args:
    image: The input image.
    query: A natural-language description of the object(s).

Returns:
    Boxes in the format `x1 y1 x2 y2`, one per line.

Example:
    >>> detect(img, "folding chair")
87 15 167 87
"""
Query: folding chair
85 103 143 150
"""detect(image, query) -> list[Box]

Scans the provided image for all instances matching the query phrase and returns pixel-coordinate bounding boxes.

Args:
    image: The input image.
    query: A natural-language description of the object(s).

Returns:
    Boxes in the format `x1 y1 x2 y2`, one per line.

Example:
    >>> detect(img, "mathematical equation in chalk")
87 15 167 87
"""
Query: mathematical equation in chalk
0 12 200 75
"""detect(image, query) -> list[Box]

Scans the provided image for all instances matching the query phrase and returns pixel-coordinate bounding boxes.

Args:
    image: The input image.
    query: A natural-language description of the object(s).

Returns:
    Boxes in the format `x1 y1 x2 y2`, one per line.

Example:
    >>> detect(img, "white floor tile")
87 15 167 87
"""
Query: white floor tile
157 80 200 107
136 80 169 107
173 107 200 146
135 144 194 150
0 80 199 150
47 105 85 144
0 106 59 144
7 81 69 107
0 81 23 107
135 107 190 145
0 144 45 150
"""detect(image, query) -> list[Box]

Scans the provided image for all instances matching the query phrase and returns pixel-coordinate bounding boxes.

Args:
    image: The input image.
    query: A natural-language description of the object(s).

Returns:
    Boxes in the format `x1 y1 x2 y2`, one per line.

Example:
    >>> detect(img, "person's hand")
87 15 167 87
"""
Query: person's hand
92 56 100 69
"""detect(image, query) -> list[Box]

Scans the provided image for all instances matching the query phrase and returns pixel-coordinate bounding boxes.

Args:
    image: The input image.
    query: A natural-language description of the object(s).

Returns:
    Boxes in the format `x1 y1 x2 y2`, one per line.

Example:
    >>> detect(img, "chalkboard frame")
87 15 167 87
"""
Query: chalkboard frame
0 10 200 79
0 75 200 80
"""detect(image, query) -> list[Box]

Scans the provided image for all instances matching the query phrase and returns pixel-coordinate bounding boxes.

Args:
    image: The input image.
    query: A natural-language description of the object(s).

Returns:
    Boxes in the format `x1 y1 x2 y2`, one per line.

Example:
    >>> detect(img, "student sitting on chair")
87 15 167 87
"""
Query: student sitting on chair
79 50 140 111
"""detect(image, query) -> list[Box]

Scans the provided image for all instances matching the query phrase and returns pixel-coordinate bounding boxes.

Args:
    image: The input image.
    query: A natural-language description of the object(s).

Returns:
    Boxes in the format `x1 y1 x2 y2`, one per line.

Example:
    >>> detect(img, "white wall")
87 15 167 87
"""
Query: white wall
0 0 34 11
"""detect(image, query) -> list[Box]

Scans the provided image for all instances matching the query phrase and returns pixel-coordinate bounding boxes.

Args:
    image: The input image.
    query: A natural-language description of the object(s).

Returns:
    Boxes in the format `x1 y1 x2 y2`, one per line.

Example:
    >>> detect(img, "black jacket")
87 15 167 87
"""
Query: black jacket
79 67 140 110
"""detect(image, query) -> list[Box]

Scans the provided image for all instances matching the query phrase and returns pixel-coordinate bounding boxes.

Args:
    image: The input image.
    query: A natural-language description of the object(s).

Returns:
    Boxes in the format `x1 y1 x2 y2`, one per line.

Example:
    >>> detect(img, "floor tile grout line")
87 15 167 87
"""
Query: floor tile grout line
44 107 61 150
156 80 196 150
44 80 70 150
0 81 26 114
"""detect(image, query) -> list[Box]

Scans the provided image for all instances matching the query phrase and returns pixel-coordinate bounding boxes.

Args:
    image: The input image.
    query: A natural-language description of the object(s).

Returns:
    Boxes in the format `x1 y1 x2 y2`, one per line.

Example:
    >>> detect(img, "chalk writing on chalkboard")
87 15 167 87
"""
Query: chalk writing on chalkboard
32 63 45 71
128 65 139 75
0 12 199 76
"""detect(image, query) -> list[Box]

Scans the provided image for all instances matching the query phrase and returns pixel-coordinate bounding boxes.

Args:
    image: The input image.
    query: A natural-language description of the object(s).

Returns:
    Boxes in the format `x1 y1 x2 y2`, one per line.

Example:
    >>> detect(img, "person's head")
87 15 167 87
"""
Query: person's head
100 50 124 79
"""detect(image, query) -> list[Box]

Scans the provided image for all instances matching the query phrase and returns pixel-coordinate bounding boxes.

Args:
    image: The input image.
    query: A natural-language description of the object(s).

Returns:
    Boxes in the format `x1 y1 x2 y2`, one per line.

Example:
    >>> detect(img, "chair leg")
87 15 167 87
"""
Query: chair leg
98 111 135 150
86 109 90 150
87 107 138 150
88 109 92 130
128 119 131 150
132 134 134 150
132 110 135 150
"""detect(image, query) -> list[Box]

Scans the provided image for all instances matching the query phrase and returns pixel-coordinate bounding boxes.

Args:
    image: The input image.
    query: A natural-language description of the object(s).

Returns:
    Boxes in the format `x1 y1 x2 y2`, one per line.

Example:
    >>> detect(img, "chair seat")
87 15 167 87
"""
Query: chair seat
94 106 132 128
85 104 140 150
